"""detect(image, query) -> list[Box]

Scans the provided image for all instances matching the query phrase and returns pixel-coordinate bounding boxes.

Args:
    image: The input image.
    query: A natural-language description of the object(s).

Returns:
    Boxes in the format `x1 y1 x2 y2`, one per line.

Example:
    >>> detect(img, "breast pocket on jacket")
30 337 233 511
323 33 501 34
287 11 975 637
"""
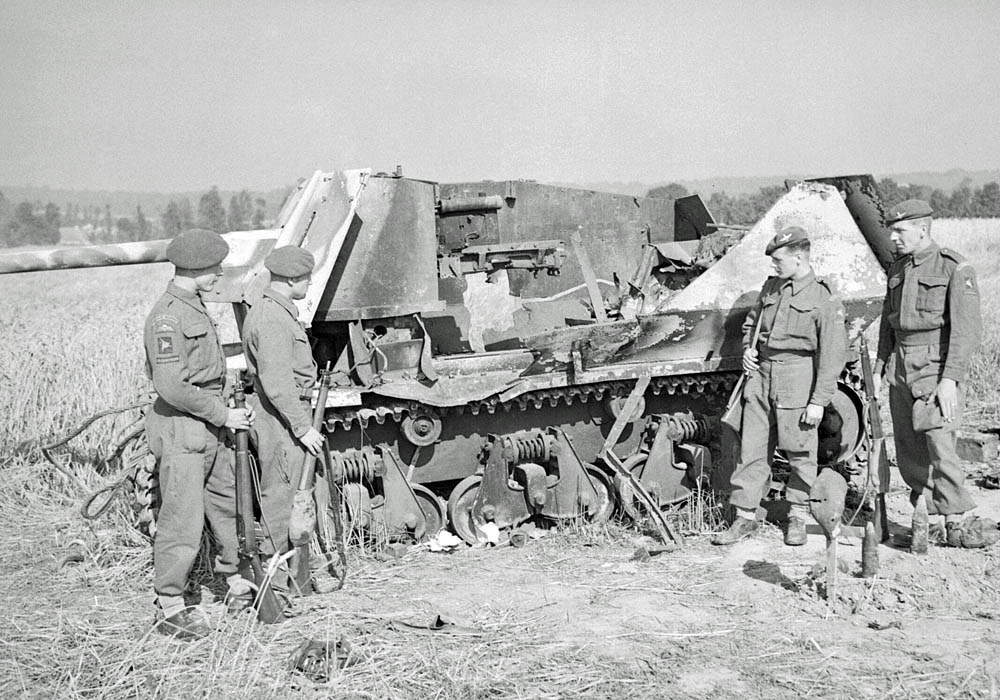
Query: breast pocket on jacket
916 276 948 313
183 322 211 373
788 298 817 342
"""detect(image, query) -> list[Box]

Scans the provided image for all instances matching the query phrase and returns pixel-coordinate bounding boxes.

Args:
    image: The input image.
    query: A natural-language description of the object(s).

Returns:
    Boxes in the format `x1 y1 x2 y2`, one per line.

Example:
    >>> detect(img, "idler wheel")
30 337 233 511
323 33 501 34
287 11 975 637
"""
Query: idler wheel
401 414 442 447
447 475 484 545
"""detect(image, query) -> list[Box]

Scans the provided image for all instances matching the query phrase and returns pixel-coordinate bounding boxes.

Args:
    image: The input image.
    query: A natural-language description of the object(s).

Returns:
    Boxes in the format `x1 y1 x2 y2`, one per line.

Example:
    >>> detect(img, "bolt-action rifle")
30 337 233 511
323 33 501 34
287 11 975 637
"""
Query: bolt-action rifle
234 382 284 624
859 339 890 542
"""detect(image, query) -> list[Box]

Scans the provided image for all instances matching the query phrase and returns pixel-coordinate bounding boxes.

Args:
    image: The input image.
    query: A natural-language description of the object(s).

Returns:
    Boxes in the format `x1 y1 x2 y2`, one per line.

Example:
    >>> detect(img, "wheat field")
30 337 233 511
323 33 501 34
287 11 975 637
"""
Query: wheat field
1 219 999 699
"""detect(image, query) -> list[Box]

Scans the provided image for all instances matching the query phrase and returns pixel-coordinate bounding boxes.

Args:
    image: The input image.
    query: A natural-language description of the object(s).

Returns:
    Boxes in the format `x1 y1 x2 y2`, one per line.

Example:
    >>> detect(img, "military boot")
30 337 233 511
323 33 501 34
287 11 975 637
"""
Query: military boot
155 608 210 641
711 518 759 545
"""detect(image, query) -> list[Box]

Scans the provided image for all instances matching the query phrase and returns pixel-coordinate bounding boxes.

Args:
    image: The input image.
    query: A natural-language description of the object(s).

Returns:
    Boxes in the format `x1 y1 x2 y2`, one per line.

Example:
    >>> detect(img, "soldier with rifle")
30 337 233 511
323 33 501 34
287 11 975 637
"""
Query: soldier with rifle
875 199 986 550
143 229 254 640
713 225 847 546
242 246 323 606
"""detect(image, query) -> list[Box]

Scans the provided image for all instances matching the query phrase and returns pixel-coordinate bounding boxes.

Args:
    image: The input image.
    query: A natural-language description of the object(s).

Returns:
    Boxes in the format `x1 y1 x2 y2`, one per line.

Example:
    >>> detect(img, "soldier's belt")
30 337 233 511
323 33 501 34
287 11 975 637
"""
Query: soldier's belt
758 350 813 363
195 382 224 395
896 328 948 346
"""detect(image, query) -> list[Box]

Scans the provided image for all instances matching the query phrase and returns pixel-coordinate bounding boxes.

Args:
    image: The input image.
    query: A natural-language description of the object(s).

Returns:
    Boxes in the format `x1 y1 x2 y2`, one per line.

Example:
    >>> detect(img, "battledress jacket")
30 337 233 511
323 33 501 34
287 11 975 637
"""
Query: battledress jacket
242 289 318 436
143 282 229 425
741 271 846 408
876 242 982 399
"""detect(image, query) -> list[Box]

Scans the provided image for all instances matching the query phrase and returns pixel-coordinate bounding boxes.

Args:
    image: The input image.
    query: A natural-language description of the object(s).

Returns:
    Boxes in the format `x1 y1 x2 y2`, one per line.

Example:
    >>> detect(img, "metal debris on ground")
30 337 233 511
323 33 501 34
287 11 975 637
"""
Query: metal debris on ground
425 530 463 552
389 614 483 636
288 637 359 682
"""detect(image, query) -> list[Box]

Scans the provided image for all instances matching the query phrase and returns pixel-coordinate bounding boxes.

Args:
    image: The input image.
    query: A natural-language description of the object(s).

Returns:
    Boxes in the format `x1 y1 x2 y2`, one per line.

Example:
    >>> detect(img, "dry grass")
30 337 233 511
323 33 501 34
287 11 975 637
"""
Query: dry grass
3 221 1000 699
934 219 1000 428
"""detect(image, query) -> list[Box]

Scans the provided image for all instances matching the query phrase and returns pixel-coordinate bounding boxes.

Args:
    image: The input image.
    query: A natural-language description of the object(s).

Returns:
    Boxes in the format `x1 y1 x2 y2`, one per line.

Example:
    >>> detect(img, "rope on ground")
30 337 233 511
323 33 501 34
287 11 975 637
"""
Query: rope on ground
39 400 153 520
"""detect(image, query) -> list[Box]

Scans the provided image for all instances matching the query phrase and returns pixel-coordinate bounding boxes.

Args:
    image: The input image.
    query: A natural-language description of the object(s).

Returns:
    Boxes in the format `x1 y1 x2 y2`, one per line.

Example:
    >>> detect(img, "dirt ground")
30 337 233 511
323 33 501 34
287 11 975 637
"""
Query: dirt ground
4 455 999 700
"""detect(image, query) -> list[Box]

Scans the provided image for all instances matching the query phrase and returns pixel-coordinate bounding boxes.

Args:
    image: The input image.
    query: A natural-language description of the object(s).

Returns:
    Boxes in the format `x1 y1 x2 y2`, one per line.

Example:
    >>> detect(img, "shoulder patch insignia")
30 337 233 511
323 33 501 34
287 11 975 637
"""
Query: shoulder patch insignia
962 271 978 295
156 335 175 355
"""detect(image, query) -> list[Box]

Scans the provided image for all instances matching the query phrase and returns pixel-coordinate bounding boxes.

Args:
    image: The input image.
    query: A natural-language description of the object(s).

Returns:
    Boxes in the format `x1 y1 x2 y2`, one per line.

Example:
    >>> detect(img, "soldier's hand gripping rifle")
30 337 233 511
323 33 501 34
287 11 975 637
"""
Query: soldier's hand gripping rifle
721 311 763 434
859 338 890 542
234 383 284 624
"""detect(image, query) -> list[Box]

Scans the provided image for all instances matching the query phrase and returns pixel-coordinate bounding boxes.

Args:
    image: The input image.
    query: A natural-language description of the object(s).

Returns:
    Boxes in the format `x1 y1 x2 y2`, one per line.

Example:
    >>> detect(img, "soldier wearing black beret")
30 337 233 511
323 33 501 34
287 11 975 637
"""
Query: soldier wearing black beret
714 225 847 546
242 246 321 603
876 200 984 550
143 229 254 639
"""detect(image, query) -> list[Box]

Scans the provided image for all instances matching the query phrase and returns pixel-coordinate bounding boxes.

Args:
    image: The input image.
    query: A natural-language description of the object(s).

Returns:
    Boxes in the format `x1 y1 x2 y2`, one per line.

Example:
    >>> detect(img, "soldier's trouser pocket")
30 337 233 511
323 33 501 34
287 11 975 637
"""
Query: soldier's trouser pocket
776 408 818 453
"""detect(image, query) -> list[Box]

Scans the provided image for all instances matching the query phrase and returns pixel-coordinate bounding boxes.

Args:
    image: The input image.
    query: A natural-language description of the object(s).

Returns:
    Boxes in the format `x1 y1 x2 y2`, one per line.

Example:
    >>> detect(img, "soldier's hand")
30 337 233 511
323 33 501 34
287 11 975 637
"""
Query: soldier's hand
936 378 959 423
872 373 882 398
299 427 325 456
225 408 252 431
801 403 824 427
742 346 759 374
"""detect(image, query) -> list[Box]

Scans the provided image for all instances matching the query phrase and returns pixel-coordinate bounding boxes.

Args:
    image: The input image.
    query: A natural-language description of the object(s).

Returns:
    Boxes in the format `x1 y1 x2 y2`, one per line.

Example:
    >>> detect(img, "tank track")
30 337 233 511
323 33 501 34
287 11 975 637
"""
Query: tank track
322 371 740 431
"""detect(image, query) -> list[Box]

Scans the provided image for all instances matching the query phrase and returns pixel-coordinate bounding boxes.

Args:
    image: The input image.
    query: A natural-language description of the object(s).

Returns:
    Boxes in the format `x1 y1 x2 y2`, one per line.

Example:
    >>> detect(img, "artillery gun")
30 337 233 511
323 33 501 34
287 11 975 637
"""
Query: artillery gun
0 170 893 545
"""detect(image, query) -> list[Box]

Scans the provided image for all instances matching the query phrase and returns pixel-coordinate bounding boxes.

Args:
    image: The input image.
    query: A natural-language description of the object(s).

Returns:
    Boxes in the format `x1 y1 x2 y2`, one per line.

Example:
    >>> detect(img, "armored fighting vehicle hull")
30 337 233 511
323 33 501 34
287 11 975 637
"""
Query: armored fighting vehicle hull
0 171 892 544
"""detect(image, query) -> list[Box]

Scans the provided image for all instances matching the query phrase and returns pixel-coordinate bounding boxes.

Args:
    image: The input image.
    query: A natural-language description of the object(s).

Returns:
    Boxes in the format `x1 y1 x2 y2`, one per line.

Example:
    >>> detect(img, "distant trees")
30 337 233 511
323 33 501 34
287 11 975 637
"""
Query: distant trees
0 197 61 247
227 190 253 231
646 182 690 200
197 186 227 233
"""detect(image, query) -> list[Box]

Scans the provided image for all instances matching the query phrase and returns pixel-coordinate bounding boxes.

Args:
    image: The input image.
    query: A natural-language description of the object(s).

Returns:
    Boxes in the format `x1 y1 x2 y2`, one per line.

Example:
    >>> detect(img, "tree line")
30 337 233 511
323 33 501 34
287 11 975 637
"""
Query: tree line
0 187 272 248
647 177 1000 226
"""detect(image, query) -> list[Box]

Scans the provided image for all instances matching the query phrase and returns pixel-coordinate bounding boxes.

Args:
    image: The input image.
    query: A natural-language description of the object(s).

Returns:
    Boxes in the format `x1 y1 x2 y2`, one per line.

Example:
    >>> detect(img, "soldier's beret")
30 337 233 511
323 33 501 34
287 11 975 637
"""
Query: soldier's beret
885 199 933 225
166 229 229 269
265 246 315 278
765 225 809 255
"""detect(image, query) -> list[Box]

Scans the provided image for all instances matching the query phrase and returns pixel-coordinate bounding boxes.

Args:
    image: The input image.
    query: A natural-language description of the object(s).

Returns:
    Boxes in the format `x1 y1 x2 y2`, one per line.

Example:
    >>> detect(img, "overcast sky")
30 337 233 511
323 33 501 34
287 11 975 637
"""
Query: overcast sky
3 1 998 191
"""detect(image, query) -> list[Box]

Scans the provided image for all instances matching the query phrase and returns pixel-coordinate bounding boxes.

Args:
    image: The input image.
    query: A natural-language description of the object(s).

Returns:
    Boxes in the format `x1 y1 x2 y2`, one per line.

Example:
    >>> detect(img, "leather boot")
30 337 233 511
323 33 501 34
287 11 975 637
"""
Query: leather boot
711 518 759 545
155 608 210 641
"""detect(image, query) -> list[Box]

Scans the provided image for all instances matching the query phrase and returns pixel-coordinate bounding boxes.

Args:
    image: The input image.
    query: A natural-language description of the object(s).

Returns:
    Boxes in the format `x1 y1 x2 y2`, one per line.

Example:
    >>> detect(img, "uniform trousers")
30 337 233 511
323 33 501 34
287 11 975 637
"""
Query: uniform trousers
248 393 308 590
729 357 819 511
889 352 975 516
146 398 239 604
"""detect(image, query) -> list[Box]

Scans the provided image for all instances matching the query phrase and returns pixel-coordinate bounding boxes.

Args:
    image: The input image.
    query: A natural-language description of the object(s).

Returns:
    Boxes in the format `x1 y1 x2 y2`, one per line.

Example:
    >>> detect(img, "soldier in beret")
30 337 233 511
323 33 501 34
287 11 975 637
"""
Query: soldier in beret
143 228 254 640
242 245 322 602
875 199 983 550
714 226 847 546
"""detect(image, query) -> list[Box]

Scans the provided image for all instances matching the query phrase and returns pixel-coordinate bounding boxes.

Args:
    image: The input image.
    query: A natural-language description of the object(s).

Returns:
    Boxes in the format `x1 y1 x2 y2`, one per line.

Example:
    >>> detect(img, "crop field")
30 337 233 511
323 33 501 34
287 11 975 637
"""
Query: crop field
1 220 1000 699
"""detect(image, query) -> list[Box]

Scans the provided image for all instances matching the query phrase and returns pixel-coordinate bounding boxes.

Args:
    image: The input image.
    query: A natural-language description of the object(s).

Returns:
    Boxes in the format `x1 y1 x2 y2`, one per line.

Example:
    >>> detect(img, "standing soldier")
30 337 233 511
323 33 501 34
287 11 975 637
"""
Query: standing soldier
242 246 323 602
144 229 254 640
875 199 983 550
713 226 847 546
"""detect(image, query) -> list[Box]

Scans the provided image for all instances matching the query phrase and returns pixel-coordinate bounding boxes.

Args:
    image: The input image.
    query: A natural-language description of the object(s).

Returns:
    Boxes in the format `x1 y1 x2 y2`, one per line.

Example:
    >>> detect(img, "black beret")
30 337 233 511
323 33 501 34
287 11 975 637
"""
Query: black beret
765 225 809 255
885 199 933 225
166 229 229 269
264 246 315 278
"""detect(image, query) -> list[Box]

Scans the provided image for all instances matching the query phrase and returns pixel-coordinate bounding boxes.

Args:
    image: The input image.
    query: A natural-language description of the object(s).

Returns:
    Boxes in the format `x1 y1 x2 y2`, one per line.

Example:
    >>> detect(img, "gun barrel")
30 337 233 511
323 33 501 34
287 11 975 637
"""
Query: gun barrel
0 239 169 274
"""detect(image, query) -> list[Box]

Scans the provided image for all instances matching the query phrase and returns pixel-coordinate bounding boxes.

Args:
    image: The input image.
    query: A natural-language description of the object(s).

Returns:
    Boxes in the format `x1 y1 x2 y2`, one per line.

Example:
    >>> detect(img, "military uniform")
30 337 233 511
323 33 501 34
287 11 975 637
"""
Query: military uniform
143 231 238 620
877 235 981 516
728 269 847 512
241 248 317 582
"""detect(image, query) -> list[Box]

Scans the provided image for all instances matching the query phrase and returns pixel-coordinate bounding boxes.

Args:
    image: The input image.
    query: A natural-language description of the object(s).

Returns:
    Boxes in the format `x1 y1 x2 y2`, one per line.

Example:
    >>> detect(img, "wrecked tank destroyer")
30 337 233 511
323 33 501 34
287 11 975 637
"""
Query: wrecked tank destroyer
0 171 893 545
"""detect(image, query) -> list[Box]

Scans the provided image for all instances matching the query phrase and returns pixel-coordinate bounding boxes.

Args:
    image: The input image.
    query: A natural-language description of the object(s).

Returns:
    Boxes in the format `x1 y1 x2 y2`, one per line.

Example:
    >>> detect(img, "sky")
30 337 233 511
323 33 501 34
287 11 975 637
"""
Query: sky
2 0 999 191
